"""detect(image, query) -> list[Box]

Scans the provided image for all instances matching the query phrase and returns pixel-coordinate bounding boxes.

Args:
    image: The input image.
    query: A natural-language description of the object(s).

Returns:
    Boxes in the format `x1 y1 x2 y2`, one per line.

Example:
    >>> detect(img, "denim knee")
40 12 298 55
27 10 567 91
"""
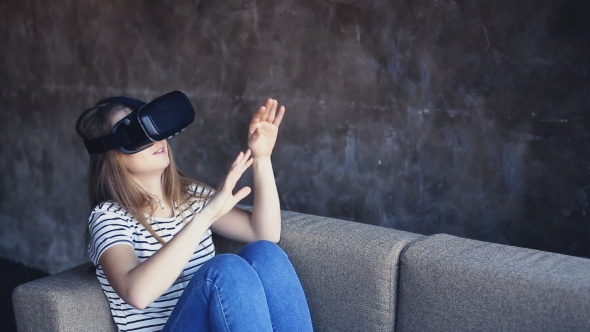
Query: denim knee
166 254 274 332
241 240 284 255
239 240 290 266
208 253 248 269
199 254 260 284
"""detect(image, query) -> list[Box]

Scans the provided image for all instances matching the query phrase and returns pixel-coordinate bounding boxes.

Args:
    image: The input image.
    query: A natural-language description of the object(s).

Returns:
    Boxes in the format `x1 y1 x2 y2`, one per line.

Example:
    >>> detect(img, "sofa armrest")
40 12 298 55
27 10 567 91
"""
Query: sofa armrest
216 210 424 332
12 262 116 332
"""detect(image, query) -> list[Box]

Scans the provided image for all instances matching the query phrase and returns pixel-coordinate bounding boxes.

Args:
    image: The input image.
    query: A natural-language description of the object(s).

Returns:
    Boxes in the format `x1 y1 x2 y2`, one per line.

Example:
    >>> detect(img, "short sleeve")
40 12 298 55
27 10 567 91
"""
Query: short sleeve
188 184 215 211
190 183 214 198
87 208 134 266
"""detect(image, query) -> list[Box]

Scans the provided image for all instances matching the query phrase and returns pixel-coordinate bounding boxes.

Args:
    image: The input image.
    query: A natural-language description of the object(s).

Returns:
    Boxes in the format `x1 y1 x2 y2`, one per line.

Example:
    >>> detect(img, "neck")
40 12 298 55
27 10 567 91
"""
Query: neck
131 171 175 218
131 171 166 202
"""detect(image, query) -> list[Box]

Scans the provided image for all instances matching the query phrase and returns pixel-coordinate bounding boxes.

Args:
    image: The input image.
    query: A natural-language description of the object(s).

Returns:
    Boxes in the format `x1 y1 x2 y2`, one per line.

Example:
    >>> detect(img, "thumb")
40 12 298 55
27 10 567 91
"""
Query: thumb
249 129 260 141
233 186 252 203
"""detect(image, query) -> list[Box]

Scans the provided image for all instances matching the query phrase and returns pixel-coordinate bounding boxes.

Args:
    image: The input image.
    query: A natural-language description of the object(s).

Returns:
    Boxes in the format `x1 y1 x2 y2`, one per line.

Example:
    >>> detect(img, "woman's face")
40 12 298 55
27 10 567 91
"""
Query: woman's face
110 109 170 178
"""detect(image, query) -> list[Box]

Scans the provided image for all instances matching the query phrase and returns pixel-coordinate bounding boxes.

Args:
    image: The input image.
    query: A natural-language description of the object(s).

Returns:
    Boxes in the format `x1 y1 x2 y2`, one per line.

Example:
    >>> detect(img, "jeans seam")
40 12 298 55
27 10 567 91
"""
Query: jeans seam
166 278 231 332
210 279 231 332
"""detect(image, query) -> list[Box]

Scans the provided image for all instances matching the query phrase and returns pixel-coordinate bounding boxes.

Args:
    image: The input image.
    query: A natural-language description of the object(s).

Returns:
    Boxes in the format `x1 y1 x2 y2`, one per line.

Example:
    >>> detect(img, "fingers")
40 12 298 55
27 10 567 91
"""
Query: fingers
250 99 283 134
226 150 253 187
273 105 285 126
232 149 252 164
249 99 272 134
233 186 252 202
249 107 264 134
231 149 248 168
235 150 254 175
265 99 277 123
208 150 253 219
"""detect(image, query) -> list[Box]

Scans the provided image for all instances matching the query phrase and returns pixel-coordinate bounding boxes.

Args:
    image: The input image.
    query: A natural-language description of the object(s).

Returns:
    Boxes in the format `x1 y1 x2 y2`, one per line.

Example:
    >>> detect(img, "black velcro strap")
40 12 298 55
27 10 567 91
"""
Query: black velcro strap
83 130 131 155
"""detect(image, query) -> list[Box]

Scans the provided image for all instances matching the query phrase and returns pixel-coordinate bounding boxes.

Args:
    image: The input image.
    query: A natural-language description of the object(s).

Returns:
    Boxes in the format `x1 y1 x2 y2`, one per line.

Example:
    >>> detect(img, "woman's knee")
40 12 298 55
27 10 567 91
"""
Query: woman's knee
208 253 247 268
239 240 289 265
241 240 282 255
197 254 258 284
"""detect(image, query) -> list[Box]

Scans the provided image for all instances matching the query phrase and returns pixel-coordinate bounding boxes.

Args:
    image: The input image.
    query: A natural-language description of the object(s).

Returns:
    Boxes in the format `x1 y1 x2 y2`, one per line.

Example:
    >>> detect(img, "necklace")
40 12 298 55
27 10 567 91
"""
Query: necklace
155 197 165 210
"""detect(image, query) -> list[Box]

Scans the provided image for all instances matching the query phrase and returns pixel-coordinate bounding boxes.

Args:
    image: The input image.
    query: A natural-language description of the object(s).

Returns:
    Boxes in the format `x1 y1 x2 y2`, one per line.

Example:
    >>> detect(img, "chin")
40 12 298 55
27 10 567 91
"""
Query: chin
155 159 170 169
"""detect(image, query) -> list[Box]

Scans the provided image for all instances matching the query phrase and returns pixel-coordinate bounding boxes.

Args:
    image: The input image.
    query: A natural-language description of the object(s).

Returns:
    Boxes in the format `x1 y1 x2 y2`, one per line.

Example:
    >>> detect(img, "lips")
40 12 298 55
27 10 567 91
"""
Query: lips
153 147 165 155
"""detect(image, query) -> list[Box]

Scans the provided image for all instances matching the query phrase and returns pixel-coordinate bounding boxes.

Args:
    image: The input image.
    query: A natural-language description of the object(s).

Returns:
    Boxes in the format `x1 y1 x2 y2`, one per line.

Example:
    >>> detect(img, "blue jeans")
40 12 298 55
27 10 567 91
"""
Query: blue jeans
162 241 313 331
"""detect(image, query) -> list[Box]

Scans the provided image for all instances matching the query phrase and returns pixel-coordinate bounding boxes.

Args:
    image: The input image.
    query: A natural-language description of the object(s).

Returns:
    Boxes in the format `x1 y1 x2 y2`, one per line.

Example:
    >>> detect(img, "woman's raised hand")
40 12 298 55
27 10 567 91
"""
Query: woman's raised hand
201 150 254 223
248 99 285 159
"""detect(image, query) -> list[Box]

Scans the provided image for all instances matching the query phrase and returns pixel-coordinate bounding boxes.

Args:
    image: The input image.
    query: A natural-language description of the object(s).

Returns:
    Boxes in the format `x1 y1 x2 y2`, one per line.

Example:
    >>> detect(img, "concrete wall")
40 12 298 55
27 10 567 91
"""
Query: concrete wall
1 0 589 273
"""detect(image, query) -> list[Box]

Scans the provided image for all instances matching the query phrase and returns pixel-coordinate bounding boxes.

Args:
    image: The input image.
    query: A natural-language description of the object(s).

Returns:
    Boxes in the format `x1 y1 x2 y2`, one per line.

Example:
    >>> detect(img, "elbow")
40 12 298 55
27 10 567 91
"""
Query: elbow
272 226 282 243
255 231 280 244
270 223 281 243
126 296 150 310
265 231 281 244
271 232 281 243
124 287 153 310
129 302 147 310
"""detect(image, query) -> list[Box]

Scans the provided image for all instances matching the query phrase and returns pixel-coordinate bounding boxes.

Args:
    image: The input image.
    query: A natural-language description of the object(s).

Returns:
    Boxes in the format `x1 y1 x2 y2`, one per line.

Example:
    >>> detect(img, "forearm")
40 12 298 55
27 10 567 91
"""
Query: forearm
251 157 281 242
124 213 214 308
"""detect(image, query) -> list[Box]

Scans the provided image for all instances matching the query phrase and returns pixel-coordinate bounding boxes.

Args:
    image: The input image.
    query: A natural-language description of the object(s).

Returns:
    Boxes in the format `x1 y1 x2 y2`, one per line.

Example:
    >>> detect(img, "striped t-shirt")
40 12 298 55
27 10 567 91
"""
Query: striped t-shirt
88 186 215 332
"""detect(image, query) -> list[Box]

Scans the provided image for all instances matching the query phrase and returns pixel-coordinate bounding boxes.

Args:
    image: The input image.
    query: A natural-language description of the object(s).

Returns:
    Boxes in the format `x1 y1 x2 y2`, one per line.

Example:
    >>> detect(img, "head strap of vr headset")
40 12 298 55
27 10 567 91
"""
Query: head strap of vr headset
83 96 147 155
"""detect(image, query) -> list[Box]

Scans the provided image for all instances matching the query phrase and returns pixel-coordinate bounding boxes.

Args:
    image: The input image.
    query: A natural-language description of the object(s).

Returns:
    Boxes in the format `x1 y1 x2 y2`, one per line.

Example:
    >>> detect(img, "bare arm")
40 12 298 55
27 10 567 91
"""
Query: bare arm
100 214 214 309
99 151 253 309
212 99 284 243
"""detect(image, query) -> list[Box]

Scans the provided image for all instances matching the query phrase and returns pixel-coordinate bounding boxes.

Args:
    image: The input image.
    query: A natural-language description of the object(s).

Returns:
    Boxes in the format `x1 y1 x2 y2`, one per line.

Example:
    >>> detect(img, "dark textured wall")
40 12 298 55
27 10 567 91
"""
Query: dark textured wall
1 0 589 273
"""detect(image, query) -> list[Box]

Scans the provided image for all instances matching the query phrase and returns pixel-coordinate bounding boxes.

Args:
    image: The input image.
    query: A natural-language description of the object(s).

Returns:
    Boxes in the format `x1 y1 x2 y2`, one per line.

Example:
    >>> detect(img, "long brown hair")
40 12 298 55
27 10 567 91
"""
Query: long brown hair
76 98 212 245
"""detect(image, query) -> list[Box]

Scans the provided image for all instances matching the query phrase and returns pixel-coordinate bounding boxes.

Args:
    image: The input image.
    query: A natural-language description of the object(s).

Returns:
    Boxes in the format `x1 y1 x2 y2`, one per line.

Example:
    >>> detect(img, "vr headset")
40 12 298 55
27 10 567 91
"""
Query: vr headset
83 90 195 154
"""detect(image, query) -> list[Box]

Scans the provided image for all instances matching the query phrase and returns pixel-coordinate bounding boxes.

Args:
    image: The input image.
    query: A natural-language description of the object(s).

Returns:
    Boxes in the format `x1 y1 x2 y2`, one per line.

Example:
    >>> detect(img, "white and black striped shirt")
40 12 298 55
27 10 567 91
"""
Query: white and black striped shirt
88 186 215 332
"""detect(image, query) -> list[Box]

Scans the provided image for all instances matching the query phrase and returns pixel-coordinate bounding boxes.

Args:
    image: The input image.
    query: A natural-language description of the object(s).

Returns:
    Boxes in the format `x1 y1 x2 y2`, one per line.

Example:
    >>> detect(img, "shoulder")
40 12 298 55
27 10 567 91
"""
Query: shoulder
87 201 136 266
88 201 134 228
187 183 215 198
177 183 214 218
91 201 131 215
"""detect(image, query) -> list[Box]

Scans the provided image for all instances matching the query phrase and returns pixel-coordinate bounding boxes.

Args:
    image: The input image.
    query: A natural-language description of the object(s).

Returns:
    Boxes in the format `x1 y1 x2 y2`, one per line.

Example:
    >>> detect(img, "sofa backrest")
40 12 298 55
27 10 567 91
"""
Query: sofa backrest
15 210 588 332
13 210 424 332
218 209 428 331
277 211 425 332
396 233 590 332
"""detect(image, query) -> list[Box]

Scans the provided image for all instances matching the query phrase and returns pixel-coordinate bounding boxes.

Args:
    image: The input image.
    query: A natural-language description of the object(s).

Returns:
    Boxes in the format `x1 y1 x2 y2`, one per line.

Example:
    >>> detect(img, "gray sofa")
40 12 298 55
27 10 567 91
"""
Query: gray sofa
12 210 590 331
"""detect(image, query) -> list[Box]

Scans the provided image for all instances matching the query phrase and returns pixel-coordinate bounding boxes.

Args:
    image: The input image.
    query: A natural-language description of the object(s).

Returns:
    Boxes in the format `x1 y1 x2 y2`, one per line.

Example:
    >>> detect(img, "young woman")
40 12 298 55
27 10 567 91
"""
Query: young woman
76 96 313 332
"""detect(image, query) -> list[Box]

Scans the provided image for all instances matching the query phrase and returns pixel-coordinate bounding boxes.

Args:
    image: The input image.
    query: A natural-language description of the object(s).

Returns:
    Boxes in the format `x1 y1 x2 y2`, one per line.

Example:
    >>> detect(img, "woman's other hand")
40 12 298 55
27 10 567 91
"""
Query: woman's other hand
202 150 254 222
248 99 285 159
